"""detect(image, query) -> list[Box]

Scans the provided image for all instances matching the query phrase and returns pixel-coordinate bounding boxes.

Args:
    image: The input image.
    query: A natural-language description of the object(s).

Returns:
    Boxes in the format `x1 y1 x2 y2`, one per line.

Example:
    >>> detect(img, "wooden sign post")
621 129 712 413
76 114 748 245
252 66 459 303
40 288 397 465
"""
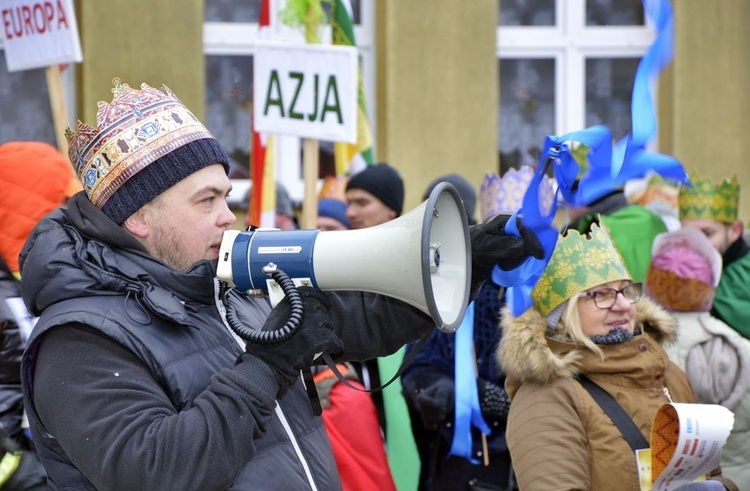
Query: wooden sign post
45 65 68 155
302 139 320 229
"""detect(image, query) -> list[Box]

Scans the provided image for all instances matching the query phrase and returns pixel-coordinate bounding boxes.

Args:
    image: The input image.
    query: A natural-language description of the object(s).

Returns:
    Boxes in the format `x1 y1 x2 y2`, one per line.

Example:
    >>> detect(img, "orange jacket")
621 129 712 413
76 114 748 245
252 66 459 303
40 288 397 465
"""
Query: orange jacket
0 141 81 273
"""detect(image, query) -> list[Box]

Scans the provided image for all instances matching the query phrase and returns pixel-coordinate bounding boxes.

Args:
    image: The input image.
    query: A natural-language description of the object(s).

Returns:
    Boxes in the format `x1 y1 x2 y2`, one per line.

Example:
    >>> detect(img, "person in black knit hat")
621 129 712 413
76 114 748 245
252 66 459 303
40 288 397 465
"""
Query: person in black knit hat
342 162 408 445
345 163 405 229
18 78 544 490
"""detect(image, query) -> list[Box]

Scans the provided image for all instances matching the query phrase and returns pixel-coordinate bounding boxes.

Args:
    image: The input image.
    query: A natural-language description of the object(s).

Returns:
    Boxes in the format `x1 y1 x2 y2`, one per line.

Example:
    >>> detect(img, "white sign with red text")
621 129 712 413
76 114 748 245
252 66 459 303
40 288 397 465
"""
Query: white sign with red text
1 0 82 72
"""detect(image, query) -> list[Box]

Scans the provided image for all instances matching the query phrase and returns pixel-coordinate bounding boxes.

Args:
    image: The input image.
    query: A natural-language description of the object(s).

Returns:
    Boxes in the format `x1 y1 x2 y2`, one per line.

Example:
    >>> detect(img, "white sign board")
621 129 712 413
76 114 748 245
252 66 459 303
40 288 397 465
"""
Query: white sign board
254 41 358 144
1 0 82 72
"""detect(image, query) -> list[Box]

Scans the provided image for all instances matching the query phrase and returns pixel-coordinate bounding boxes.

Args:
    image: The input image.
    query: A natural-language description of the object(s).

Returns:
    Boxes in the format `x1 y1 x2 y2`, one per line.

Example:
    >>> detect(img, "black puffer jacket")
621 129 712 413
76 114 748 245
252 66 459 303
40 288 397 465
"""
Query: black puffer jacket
0 257 26 451
20 194 433 490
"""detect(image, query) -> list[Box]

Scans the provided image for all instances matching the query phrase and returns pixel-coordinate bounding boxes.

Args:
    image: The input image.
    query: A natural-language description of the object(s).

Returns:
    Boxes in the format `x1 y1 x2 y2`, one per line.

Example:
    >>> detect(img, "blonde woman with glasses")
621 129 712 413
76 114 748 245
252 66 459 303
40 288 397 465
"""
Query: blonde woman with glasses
497 221 737 491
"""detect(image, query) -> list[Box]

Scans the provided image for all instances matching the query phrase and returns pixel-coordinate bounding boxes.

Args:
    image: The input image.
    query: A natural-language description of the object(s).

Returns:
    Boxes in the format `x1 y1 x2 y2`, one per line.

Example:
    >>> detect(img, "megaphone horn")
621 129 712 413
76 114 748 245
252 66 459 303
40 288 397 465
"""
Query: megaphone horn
217 182 471 333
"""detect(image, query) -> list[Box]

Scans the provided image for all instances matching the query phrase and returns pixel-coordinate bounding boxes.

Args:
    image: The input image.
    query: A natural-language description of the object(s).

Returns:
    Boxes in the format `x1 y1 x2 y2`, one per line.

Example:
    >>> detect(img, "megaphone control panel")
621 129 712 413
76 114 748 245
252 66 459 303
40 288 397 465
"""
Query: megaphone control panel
218 228 321 304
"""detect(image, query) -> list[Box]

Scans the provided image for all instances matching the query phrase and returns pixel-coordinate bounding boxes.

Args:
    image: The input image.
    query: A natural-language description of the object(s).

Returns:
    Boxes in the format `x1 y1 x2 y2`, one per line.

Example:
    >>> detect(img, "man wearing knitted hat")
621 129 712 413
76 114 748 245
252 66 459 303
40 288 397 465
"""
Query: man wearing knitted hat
679 172 750 339
18 79 544 490
345 162 404 229
343 162 407 472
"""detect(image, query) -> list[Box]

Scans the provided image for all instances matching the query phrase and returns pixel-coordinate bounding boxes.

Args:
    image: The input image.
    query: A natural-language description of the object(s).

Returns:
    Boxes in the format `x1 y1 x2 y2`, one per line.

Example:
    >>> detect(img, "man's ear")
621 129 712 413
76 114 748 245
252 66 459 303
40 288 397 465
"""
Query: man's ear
728 219 744 244
123 209 150 238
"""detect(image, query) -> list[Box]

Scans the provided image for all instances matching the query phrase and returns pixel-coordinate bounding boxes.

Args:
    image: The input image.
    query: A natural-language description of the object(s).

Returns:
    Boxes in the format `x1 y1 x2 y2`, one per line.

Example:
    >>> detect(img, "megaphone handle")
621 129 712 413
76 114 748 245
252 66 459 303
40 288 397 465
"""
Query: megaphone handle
223 266 305 345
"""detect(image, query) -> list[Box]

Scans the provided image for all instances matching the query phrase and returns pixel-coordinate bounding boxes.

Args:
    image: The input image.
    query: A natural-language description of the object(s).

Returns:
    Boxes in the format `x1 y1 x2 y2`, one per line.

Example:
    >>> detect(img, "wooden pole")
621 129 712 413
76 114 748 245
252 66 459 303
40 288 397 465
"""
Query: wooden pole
301 138 320 229
299 2 322 230
472 342 490 466
45 65 69 157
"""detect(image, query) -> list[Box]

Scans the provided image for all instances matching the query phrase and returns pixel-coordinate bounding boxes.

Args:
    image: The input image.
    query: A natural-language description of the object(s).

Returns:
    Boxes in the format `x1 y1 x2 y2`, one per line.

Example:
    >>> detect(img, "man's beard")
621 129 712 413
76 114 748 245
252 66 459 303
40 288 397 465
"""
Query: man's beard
151 225 195 272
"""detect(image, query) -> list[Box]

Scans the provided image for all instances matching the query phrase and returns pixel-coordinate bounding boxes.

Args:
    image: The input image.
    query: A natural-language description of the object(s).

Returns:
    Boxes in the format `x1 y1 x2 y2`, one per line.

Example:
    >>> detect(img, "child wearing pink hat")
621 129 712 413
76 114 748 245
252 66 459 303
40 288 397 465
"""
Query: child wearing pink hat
646 226 750 485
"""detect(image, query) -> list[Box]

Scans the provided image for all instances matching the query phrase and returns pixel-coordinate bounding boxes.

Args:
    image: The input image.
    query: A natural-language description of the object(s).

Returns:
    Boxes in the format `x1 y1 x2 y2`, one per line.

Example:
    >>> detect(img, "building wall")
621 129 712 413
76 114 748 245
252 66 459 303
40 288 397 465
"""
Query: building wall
375 0 498 212
58 1 750 224
75 0 204 125
664 1 750 222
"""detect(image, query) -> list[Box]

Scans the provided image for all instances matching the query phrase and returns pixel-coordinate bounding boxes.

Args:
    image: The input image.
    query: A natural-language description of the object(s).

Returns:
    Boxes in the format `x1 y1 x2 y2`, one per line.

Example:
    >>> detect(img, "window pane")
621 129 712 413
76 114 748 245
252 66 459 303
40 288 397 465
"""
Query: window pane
499 58 555 173
499 0 555 26
0 54 56 145
205 55 253 178
205 0 362 25
205 0 260 22
586 0 645 26
585 57 639 142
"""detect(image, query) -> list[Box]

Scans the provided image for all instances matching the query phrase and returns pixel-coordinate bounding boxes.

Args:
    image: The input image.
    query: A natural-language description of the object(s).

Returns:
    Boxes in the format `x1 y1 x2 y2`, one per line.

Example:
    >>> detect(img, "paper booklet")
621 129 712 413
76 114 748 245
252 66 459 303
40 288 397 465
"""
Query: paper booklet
637 403 734 491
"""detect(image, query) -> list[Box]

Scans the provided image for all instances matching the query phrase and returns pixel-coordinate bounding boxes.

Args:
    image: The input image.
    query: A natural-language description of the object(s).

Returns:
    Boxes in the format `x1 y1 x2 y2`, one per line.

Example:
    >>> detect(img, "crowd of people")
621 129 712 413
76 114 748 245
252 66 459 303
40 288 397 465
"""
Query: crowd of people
0 77 747 491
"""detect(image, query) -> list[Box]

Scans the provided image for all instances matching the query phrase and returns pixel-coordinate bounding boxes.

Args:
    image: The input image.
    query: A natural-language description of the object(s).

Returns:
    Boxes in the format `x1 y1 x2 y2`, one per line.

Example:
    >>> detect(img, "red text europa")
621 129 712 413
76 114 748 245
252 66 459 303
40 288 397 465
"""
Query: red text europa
2 1 69 40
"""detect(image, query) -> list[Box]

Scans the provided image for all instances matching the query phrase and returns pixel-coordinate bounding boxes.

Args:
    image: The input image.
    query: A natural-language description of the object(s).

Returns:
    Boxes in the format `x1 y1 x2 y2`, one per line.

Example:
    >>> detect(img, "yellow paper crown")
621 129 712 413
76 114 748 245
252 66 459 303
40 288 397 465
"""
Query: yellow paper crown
679 172 739 223
66 78 216 208
630 174 679 209
531 221 632 316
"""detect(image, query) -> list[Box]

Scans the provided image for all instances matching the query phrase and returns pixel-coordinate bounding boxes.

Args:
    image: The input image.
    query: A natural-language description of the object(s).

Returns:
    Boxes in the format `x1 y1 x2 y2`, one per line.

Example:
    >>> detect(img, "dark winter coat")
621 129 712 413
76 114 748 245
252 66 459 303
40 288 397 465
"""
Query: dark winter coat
0 259 26 451
19 194 433 490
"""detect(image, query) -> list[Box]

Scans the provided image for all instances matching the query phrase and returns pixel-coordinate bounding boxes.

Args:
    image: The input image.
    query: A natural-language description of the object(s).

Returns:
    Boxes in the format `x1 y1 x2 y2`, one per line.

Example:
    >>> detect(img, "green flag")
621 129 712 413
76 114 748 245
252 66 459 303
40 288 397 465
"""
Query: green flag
331 0 373 176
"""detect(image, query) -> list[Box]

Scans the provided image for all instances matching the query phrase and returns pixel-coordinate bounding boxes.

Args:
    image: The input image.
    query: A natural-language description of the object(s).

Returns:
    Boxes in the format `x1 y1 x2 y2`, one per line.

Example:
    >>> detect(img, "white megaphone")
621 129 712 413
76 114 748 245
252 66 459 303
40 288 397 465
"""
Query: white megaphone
217 182 470 333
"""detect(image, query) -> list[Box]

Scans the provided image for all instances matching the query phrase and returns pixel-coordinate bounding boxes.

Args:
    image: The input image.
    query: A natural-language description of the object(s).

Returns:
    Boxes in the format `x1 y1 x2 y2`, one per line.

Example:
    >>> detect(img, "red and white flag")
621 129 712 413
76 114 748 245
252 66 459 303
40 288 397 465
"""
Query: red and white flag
249 0 276 227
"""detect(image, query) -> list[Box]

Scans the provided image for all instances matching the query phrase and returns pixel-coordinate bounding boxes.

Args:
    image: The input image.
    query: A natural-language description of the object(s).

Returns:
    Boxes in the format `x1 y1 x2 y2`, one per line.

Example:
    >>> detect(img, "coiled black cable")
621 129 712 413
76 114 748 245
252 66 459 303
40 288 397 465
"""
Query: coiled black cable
223 264 304 344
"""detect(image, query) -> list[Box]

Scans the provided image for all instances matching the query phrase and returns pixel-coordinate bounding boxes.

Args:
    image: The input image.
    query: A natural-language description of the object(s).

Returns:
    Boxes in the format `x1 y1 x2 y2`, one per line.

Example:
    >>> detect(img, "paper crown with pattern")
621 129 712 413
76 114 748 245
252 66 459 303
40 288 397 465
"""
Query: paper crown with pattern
629 173 679 210
480 166 556 223
66 78 217 209
679 172 739 223
531 221 632 316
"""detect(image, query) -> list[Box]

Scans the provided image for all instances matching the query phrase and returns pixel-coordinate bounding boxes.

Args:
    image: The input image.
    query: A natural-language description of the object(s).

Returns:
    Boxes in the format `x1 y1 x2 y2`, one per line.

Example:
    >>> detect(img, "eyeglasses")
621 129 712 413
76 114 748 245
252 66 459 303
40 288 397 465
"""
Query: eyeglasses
579 282 643 309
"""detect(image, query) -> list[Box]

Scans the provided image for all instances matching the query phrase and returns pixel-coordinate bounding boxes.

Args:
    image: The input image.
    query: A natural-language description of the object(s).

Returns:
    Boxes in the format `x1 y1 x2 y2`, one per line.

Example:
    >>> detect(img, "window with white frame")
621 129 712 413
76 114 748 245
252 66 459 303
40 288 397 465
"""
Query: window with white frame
203 0 375 206
497 0 654 173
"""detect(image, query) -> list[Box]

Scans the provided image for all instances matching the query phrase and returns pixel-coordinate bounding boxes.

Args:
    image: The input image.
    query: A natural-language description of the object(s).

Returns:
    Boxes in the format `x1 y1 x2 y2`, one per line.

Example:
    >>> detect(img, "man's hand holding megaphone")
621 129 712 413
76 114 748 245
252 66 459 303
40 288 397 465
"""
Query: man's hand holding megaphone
468 214 545 295
238 290 344 398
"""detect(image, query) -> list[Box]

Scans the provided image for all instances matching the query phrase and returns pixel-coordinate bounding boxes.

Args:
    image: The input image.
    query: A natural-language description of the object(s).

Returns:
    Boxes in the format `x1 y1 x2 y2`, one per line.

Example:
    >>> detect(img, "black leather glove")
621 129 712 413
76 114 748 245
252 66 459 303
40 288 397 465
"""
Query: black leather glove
469 213 544 291
414 377 454 430
477 378 511 421
240 287 344 396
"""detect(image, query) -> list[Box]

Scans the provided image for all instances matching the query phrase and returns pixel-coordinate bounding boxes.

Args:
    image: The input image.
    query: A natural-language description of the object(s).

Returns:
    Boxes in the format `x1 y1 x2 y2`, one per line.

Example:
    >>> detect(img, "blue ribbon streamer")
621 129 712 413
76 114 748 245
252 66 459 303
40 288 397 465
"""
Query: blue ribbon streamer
613 0 675 177
492 0 688 317
449 302 490 463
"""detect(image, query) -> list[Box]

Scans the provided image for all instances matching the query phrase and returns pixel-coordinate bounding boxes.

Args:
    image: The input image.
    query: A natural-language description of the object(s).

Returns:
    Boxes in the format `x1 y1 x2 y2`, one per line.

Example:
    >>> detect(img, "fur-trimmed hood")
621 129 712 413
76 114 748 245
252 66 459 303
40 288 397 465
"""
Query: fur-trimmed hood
498 297 677 391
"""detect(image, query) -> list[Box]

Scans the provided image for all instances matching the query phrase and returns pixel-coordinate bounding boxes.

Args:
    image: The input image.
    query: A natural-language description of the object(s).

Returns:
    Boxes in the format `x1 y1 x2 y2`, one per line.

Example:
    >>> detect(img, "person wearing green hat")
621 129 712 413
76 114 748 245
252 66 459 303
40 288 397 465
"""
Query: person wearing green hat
679 172 750 339
498 221 737 491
